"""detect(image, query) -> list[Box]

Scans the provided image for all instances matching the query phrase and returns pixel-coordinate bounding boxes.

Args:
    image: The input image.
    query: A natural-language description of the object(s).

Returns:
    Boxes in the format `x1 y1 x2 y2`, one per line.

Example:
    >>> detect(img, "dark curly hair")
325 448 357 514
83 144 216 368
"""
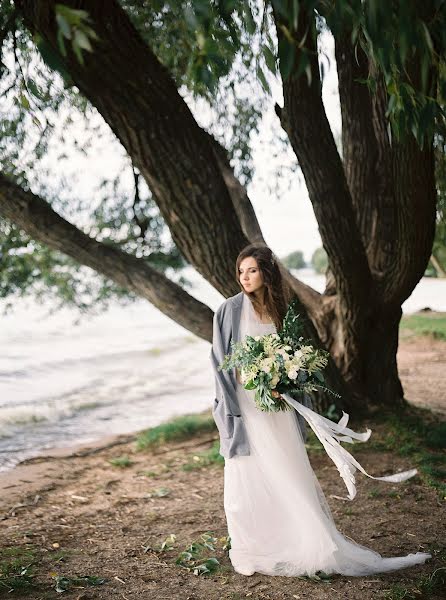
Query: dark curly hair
235 244 291 331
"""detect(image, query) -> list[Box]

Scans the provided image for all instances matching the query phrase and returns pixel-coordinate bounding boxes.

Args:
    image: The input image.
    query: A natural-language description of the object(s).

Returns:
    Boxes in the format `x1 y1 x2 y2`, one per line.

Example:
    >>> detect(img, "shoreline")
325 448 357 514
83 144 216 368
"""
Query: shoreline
2 329 446 508
0 409 216 509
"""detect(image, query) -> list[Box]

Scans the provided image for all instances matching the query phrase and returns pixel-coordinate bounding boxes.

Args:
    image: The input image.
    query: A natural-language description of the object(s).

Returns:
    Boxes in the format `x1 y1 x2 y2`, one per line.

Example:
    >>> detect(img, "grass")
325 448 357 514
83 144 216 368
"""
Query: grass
0 546 36 594
368 408 446 500
108 454 133 468
400 312 446 340
181 440 224 471
135 412 216 451
384 567 446 599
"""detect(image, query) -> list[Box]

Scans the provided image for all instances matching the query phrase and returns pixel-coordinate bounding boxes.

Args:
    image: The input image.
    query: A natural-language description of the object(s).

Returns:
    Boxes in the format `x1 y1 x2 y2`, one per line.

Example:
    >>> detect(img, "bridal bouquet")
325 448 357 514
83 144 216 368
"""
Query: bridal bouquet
219 301 340 412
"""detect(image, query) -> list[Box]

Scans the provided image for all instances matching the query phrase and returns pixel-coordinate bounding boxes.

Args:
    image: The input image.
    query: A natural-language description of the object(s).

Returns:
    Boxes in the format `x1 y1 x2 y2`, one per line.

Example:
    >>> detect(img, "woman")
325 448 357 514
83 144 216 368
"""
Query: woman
210 243 431 577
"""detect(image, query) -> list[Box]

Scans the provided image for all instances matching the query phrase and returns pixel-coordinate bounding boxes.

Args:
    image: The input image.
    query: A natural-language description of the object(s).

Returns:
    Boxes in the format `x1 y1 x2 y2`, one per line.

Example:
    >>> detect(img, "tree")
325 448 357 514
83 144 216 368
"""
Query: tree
281 250 306 270
311 247 328 275
0 0 445 411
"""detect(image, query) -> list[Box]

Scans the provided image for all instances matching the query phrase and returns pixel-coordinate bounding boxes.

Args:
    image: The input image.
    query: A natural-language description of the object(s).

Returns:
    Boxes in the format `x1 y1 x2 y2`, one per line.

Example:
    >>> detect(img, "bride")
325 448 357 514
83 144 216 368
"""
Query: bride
210 243 431 577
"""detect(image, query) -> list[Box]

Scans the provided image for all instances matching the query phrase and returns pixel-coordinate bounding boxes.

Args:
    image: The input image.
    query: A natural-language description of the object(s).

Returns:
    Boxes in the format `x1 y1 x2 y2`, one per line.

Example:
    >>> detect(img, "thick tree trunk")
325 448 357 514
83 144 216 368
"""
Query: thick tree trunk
6 1 437 413
273 8 437 410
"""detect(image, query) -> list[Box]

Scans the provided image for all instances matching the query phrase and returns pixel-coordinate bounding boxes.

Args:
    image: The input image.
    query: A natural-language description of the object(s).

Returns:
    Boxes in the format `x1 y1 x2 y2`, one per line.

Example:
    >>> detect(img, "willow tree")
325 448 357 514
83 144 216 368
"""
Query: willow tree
0 0 444 411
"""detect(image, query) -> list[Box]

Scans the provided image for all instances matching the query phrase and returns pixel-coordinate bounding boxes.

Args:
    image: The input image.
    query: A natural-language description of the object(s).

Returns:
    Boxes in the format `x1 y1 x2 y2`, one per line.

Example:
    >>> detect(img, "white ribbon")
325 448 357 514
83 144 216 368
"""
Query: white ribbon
283 393 418 501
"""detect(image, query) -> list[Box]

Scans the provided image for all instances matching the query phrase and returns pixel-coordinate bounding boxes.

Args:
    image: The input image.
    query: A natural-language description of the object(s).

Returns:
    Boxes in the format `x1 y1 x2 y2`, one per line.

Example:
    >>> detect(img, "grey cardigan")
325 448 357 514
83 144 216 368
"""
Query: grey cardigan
210 292 310 458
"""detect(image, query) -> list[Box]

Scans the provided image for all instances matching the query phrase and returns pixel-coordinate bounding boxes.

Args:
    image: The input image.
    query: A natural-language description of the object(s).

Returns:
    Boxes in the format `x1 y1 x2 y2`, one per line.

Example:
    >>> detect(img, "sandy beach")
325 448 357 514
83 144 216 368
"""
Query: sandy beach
0 334 445 599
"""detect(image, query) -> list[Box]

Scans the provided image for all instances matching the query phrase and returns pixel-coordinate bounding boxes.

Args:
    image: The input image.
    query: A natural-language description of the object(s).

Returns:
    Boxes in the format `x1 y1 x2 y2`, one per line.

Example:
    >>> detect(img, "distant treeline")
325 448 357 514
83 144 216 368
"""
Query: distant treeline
282 248 442 277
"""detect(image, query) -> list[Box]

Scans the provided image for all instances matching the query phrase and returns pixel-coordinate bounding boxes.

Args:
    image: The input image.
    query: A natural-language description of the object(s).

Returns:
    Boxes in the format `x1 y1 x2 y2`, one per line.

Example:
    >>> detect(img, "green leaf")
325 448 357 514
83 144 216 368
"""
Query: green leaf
74 29 93 52
19 93 30 110
244 1 256 35
256 64 271 94
278 37 295 80
263 45 277 73
55 14 71 39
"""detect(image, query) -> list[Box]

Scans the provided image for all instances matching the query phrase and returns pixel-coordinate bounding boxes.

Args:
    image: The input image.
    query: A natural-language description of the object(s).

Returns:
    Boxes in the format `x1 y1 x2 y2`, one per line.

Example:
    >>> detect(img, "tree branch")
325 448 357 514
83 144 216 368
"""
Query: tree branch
0 174 214 341
273 8 372 311
17 0 249 298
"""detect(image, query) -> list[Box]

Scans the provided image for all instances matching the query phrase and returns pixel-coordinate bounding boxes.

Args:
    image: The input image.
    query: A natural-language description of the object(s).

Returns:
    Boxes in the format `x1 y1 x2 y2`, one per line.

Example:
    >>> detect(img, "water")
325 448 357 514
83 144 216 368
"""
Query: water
0 269 445 472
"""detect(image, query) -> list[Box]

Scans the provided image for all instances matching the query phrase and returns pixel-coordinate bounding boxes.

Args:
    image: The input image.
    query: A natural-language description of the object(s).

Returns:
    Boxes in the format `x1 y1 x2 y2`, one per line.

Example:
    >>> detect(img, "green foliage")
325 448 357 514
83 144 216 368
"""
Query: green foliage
400 312 446 340
54 4 99 65
281 249 306 269
52 574 107 593
384 567 446 600
143 1 446 145
135 413 217 451
181 440 224 470
108 454 133 468
175 532 222 576
0 547 36 593
311 246 328 274
373 409 446 500
147 486 171 497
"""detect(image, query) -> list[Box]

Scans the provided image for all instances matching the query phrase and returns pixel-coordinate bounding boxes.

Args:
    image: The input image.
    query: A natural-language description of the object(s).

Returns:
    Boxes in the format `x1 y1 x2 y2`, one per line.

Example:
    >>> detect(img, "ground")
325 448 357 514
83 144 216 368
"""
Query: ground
0 329 445 600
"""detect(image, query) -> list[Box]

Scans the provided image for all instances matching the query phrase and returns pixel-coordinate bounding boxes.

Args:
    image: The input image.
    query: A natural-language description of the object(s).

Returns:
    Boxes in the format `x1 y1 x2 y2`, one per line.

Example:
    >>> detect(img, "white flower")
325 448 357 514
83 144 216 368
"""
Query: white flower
288 368 298 380
254 335 261 341
276 348 290 359
260 357 274 373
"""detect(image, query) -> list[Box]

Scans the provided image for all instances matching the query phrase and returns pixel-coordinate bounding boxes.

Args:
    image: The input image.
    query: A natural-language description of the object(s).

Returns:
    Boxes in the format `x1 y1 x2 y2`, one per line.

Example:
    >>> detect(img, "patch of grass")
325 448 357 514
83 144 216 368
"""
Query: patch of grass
367 488 382 499
400 312 446 340
384 566 446 599
375 409 446 500
136 413 216 451
0 546 37 594
181 440 224 471
108 454 133 468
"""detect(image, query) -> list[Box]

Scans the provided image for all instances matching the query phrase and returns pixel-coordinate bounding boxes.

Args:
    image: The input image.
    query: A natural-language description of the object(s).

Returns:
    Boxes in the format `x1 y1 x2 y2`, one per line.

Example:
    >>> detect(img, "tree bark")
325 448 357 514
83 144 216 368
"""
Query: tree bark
6 1 437 413
272 8 437 409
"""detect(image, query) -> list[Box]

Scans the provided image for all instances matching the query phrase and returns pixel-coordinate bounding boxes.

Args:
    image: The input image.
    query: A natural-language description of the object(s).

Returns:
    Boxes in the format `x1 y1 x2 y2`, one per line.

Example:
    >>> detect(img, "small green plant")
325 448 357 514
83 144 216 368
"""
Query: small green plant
181 440 224 471
297 570 332 583
175 533 221 576
147 486 171 497
51 574 107 593
108 454 133 468
136 413 216 451
143 533 177 554
0 547 37 593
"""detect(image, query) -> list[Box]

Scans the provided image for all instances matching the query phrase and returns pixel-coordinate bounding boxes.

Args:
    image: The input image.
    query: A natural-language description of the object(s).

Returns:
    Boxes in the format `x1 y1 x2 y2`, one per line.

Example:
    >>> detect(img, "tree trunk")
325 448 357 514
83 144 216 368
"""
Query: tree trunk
273 8 437 410
4 1 437 414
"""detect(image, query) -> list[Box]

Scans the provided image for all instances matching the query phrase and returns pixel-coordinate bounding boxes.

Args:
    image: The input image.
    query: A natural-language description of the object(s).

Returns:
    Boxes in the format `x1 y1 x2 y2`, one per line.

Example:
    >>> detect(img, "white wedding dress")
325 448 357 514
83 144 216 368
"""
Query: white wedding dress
223 295 431 577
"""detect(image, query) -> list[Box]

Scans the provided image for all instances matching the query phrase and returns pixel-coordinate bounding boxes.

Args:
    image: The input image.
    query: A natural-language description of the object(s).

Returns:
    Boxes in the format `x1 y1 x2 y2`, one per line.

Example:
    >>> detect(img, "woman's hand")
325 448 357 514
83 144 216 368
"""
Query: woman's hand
272 390 284 401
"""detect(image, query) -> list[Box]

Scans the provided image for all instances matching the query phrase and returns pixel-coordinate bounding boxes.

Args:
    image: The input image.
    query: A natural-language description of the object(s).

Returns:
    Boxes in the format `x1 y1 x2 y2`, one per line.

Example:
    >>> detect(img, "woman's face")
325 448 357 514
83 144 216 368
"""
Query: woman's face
238 257 264 295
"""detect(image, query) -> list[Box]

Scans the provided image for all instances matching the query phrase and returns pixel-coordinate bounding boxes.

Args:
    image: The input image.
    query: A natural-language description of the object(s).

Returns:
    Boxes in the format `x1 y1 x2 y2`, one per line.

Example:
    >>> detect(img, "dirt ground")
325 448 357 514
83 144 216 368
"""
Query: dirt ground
0 336 445 600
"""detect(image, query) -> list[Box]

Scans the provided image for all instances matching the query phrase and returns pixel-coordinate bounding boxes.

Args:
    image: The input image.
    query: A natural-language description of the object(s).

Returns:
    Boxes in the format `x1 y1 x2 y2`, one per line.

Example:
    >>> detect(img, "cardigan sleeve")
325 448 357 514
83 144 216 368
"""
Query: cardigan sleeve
209 300 236 404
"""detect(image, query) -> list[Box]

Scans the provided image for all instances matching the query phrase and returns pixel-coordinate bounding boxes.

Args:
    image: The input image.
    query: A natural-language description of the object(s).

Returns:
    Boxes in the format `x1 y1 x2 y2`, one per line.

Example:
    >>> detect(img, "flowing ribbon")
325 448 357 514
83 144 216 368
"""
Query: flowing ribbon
282 393 418 500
